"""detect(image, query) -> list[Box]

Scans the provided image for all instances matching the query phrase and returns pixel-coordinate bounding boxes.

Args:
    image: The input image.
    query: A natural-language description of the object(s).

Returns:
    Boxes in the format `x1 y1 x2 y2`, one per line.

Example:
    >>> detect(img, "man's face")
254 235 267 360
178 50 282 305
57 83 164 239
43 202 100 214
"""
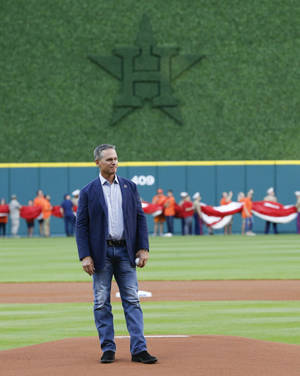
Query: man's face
96 148 118 176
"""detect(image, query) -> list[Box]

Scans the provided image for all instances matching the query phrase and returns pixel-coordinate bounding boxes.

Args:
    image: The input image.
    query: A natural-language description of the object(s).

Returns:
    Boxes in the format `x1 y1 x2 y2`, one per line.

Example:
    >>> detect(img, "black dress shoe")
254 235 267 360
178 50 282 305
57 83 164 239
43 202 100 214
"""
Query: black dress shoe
132 351 157 364
100 351 115 363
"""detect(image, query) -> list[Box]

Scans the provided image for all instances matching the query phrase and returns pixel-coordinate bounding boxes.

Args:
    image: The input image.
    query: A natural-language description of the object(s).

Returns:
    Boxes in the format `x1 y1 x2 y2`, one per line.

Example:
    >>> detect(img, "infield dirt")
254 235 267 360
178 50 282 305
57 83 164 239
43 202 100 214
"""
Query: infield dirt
2 280 300 375
2 335 300 376
1 280 300 303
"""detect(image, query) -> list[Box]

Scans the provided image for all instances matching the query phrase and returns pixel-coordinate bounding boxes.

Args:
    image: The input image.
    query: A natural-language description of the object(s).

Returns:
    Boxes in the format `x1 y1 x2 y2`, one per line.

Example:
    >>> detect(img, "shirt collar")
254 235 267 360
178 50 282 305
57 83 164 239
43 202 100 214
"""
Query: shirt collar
99 173 119 185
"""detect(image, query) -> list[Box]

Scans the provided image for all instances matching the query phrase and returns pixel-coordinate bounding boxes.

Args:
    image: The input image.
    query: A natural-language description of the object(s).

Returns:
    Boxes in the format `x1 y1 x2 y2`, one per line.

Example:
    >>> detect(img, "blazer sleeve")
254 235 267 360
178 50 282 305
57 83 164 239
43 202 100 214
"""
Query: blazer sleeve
75 189 91 260
134 184 149 251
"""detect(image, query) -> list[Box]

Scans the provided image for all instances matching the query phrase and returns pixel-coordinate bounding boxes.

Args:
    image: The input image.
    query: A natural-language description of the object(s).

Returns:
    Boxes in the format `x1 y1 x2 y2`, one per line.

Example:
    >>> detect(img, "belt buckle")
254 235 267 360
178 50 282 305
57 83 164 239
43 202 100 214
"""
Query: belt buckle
107 239 125 247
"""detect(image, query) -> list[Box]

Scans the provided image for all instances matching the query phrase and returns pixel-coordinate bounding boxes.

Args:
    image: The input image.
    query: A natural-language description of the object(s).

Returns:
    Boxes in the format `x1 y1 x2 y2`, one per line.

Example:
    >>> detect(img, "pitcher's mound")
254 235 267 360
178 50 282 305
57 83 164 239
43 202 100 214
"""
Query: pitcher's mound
2 335 300 376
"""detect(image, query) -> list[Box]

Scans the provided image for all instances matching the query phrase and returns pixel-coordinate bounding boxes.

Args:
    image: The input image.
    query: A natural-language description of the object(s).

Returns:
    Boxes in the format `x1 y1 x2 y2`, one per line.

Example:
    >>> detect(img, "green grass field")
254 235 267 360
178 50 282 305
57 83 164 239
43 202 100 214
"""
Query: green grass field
0 235 300 282
2 301 300 350
1 235 300 350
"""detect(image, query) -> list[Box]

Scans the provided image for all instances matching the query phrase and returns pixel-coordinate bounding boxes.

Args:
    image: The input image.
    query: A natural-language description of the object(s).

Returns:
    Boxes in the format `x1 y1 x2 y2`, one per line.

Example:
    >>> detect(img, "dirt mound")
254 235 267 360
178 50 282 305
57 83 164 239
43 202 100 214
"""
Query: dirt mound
2 335 300 376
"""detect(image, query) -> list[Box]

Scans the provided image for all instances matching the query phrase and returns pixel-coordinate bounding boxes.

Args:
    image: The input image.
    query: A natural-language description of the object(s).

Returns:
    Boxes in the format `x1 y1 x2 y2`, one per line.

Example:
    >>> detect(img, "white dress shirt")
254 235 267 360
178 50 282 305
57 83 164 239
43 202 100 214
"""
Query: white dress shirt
99 174 124 240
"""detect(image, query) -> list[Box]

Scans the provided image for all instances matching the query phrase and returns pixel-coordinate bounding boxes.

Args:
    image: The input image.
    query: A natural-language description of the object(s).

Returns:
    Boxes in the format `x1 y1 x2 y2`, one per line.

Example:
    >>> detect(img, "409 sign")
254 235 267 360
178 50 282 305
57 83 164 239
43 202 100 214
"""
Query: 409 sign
131 175 155 186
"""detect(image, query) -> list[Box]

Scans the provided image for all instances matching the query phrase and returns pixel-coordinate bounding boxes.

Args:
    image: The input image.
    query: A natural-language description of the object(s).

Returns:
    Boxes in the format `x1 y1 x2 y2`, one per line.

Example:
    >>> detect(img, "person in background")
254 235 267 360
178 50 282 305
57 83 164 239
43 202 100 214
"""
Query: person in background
220 191 233 235
9 194 21 237
43 195 52 237
295 191 300 234
164 189 176 235
72 189 80 217
193 192 203 235
72 189 80 207
33 189 47 236
264 187 278 234
207 225 214 236
178 192 187 235
220 192 228 206
238 192 246 234
26 200 35 237
0 198 9 237
152 188 166 236
61 194 75 236
181 193 194 235
244 189 255 236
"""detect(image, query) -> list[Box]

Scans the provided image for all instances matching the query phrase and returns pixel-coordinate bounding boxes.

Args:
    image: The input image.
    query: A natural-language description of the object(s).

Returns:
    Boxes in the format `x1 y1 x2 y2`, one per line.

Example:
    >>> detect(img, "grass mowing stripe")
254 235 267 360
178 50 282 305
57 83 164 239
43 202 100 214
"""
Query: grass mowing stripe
1 301 300 350
0 235 300 282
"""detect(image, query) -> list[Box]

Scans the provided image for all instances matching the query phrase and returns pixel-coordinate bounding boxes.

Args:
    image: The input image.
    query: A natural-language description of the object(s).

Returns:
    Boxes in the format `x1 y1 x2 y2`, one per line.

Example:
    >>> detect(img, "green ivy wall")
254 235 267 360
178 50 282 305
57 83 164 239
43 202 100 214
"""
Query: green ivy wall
1 0 299 162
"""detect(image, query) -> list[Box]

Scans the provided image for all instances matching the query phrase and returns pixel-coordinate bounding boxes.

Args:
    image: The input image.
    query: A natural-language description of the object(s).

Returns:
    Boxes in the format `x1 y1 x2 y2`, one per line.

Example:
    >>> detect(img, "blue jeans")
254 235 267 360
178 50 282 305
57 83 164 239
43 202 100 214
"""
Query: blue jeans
64 215 75 236
166 215 174 233
184 216 193 235
264 221 278 234
245 217 253 232
194 213 203 235
93 246 147 355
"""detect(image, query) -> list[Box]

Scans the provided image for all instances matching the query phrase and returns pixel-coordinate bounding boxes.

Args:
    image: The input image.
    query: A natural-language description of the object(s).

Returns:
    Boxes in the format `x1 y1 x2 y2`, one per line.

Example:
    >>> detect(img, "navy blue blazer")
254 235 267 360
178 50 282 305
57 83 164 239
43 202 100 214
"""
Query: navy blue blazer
75 176 149 271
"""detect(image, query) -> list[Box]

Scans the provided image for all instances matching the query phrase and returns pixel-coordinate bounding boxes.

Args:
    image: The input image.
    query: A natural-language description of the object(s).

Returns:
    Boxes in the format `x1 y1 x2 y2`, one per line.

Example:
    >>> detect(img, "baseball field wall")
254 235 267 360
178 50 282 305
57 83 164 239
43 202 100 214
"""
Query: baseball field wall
0 161 299 235
1 1 300 162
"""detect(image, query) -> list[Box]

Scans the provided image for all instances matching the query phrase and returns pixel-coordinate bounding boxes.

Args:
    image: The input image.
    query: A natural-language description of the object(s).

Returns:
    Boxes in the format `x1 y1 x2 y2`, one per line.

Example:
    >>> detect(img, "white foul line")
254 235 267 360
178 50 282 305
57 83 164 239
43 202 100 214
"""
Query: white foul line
115 335 190 339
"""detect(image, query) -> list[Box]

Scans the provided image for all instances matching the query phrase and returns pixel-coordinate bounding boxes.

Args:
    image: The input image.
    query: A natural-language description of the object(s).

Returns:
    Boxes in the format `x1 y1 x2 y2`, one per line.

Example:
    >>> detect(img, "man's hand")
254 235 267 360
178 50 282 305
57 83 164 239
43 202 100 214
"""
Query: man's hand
135 249 149 268
81 256 95 275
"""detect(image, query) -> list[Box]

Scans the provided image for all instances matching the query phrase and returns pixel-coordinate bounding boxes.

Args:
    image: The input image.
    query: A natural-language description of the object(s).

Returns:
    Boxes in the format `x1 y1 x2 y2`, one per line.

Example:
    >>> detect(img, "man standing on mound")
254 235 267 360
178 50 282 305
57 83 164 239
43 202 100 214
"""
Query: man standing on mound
76 144 157 365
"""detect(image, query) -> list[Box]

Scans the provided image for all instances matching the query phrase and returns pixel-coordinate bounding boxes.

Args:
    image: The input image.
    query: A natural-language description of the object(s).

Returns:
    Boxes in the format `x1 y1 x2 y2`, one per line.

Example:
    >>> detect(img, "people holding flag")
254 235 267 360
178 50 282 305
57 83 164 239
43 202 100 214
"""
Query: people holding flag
0 185 299 236
264 187 278 234
164 189 176 235
9 194 21 237
296 191 300 234
180 193 194 235
244 189 255 236
193 192 203 235
33 190 47 236
152 188 167 236
220 191 233 235
0 198 9 237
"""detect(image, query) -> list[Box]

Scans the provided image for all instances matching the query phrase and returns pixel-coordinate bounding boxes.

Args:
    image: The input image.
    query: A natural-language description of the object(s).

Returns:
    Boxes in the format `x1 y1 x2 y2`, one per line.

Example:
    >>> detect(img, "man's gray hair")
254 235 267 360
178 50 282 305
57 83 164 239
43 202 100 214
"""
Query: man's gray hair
93 144 116 161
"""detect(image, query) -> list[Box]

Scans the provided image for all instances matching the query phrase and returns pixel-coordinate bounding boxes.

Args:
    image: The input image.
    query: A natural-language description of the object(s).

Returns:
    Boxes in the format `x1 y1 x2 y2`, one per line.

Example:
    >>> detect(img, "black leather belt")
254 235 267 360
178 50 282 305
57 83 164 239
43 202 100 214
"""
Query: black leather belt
107 239 126 247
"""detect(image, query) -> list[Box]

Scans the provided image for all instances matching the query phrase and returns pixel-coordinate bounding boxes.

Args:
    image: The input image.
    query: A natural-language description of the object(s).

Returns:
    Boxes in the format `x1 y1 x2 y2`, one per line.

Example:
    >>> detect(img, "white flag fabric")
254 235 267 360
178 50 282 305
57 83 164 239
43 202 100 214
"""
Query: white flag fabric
141 200 297 229
251 201 297 224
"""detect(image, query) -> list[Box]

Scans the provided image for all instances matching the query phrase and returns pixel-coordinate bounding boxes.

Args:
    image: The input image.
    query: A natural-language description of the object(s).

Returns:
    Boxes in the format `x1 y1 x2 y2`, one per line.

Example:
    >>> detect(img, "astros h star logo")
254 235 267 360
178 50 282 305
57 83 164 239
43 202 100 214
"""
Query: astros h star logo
89 15 205 125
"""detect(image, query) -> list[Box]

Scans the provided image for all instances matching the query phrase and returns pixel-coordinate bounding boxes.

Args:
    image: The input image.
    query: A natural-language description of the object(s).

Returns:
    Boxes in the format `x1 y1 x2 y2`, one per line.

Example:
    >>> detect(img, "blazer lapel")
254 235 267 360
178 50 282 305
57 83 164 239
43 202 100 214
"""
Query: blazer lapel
118 176 128 216
93 178 108 219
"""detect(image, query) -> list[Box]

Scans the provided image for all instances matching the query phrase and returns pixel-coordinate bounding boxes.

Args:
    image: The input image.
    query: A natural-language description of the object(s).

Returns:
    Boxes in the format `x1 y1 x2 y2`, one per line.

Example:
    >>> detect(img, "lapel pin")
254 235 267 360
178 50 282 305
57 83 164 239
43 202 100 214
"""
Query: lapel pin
124 184 127 188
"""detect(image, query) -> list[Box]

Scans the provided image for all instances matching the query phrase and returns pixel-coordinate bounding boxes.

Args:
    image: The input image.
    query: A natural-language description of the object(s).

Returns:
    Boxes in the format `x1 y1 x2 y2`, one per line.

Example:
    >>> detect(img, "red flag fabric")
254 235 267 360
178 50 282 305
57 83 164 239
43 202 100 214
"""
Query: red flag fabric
200 202 243 218
141 199 298 227
174 203 184 218
51 206 63 218
0 204 9 214
199 202 243 229
20 206 42 221
201 213 234 229
141 201 163 216
252 201 297 223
